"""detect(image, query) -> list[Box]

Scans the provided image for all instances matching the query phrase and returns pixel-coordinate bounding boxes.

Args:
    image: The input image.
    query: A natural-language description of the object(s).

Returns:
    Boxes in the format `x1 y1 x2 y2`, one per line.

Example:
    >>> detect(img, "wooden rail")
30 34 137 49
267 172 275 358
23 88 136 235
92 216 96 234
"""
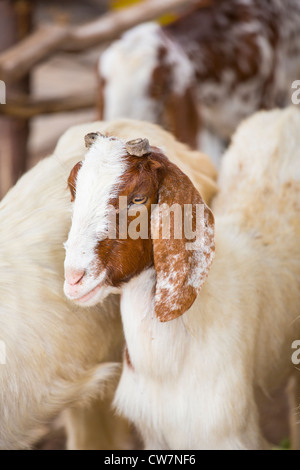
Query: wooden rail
0 0 199 82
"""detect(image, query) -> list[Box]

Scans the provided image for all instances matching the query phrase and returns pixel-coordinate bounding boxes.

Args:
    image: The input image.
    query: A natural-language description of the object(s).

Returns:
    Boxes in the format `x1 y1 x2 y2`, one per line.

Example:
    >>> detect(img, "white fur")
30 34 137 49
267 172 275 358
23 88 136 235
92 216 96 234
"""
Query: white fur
116 265 262 450
100 22 194 122
100 23 162 122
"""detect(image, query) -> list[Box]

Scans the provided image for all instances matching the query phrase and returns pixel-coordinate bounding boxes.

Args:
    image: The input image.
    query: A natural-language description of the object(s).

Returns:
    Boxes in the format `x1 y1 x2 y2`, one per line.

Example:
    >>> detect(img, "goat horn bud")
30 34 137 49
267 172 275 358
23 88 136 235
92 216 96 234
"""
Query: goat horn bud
85 132 104 148
125 138 151 157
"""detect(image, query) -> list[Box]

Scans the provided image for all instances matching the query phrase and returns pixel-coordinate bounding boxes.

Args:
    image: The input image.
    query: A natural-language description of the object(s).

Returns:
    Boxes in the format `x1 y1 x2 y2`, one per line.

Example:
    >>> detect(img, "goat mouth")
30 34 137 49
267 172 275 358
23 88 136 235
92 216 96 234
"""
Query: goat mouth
74 283 103 304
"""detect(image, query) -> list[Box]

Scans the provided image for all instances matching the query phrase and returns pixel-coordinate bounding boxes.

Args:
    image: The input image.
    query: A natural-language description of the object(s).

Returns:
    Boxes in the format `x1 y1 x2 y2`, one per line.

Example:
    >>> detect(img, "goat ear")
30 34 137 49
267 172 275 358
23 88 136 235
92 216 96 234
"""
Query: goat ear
151 162 215 322
68 161 82 202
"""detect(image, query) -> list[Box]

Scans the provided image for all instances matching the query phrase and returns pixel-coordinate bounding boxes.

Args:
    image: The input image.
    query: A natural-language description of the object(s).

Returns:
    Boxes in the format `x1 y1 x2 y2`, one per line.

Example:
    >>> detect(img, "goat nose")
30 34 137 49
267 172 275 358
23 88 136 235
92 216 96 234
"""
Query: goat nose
65 268 85 286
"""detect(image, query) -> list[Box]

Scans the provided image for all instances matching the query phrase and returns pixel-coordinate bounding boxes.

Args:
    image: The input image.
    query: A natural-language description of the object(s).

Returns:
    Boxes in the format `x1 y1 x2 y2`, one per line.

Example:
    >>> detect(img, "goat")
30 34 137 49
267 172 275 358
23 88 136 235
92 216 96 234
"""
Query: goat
64 107 300 449
0 118 216 449
98 0 300 164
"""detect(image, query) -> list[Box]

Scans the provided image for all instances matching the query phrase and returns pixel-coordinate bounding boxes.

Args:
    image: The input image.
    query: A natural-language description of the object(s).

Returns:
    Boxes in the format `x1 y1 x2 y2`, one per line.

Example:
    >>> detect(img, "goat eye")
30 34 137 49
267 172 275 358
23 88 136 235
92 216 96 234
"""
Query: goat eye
131 196 148 205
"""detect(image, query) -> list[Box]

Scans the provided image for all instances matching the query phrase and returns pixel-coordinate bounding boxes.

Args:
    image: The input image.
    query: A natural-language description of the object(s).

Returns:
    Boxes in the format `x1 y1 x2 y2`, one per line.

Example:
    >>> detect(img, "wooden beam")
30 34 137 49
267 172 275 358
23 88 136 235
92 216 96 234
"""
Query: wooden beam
0 0 198 82
65 0 194 50
0 91 96 119
0 25 67 83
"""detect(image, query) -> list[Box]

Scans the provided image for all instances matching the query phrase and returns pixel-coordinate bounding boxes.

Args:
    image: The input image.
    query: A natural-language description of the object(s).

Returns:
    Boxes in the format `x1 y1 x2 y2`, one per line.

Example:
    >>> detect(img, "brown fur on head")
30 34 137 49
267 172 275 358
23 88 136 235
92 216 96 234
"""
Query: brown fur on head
67 134 215 321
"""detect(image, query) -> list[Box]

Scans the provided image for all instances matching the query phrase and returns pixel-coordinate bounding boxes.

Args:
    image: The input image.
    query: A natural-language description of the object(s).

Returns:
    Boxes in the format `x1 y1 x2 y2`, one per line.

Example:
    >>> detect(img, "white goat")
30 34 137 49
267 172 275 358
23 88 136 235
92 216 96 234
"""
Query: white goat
0 119 216 449
64 107 300 450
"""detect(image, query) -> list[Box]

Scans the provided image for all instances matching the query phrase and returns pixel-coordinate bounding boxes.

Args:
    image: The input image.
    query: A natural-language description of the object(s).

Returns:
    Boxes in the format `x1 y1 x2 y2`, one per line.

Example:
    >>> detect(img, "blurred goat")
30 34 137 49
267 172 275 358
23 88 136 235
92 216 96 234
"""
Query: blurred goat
98 0 300 164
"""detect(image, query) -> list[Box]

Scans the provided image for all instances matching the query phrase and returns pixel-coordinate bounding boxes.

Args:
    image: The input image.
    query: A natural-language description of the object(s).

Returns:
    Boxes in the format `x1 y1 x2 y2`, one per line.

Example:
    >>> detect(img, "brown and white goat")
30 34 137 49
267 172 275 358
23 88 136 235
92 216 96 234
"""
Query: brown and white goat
98 0 300 163
64 107 300 449
0 118 216 449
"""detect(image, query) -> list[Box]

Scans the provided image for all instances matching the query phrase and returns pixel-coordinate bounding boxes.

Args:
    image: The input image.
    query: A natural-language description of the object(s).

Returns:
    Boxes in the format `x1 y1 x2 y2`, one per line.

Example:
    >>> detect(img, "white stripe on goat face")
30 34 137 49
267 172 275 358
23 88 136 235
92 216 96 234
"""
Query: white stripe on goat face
64 136 128 302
